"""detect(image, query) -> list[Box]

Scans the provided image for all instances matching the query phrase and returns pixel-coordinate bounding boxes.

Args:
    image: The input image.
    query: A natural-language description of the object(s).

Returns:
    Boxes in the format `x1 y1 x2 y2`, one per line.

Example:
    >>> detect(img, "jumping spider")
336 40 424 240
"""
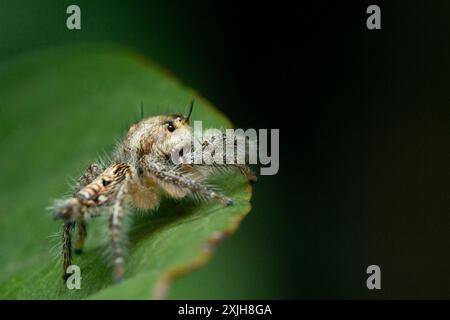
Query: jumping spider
52 101 255 281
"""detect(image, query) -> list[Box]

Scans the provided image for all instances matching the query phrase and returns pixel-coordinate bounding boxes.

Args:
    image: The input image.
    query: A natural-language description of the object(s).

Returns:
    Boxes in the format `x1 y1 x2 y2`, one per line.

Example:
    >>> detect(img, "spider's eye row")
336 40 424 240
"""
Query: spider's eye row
167 122 175 132
102 179 112 187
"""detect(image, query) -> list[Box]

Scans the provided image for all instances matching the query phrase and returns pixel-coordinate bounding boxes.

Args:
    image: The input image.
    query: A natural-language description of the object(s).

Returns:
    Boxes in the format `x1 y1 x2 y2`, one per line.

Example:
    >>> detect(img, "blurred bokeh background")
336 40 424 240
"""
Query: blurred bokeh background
0 0 449 298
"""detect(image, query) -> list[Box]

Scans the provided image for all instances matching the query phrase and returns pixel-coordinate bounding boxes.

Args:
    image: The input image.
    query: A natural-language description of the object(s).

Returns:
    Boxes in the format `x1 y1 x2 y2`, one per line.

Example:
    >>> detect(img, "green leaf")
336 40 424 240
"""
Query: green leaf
0 44 252 299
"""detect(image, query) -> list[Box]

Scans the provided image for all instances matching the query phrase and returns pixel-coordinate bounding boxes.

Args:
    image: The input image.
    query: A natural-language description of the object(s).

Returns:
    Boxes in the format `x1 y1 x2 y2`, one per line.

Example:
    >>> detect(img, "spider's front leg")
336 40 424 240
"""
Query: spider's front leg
53 162 131 280
74 163 104 254
139 155 233 206
109 183 129 282
62 222 75 280
74 163 105 193
58 163 103 278
74 220 87 254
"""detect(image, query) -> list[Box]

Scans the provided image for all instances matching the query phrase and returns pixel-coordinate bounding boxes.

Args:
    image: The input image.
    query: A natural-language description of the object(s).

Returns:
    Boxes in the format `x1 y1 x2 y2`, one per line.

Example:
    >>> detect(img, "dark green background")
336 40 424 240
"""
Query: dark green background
0 0 449 298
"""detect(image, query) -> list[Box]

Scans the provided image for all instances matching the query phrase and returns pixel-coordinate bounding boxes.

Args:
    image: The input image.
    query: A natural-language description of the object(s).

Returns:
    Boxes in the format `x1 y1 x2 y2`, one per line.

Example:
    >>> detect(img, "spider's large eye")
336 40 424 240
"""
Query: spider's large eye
167 122 175 132
102 179 111 187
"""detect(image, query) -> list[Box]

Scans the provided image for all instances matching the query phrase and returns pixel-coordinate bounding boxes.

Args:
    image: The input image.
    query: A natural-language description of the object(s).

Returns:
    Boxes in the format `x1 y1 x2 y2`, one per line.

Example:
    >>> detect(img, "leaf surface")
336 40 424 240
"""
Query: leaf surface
0 44 252 299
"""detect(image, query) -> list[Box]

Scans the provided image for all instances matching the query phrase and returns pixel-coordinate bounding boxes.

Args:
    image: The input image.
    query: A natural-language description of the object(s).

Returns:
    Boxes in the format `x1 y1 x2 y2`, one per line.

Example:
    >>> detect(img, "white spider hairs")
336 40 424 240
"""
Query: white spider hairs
51 101 256 281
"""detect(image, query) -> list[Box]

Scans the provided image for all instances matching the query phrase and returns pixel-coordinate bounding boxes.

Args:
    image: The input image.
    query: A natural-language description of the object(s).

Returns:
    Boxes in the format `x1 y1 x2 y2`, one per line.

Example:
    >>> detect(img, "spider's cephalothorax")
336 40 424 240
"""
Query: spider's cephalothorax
52 102 256 281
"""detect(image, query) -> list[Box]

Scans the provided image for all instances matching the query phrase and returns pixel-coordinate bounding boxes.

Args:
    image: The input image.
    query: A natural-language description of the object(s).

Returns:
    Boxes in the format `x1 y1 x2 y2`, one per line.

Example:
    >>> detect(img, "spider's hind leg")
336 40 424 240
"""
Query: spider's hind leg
192 132 258 183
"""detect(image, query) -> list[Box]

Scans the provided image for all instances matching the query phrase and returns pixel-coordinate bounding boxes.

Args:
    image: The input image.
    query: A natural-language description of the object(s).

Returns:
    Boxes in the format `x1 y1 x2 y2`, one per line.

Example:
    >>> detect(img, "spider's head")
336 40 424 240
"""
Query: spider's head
153 113 192 156
120 102 194 162
167 99 194 127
